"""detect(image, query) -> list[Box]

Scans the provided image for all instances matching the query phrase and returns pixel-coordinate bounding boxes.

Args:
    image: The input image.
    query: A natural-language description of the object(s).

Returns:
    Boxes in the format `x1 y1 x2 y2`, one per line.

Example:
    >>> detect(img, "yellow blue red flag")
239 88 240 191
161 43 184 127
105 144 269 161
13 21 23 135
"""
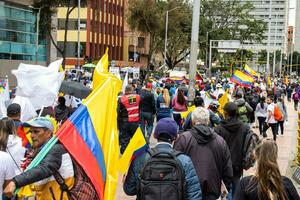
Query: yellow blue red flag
231 70 254 88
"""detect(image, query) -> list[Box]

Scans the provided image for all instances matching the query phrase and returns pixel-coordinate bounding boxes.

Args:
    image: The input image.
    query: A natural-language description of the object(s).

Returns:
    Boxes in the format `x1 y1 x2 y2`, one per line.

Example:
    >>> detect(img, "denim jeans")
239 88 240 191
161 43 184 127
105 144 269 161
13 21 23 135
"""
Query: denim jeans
226 177 240 200
257 117 266 135
140 112 154 142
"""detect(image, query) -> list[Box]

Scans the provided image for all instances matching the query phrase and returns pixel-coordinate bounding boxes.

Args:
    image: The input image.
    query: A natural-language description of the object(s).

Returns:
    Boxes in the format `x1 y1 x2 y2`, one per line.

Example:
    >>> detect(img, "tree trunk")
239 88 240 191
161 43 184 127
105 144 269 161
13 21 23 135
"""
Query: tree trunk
62 2 72 69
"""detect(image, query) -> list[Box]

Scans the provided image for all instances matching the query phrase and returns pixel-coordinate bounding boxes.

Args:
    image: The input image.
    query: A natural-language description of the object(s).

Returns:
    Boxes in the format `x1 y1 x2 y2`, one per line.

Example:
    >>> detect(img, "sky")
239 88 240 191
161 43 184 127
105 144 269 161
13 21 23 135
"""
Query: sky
289 0 296 26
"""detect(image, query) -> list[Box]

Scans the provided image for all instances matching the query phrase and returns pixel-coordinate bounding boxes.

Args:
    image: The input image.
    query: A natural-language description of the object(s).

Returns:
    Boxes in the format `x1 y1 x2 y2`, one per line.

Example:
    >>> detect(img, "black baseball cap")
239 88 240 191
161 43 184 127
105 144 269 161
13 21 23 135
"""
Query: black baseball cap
7 103 21 116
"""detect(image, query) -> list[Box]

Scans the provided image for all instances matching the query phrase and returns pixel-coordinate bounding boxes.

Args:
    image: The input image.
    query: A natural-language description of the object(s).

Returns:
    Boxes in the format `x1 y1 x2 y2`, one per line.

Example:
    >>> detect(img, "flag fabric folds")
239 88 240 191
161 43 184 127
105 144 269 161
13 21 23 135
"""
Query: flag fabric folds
12 60 64 110
17 75 122 199
231 70 254 88
118 127 147 174
93 48 109 89
244 64 258 79
218 92 229 115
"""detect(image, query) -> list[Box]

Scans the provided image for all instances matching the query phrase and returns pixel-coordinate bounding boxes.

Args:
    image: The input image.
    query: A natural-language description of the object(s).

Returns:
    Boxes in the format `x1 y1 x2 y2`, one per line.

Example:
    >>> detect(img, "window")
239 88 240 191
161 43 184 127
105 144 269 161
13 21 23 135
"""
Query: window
138 37 145 48
58 19 87 30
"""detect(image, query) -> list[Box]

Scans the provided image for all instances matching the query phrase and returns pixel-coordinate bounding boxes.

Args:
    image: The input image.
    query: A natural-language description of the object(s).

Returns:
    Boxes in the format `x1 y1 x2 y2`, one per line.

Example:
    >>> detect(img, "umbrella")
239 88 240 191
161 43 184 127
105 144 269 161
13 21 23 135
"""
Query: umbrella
83 63 96 68
59 80 92 99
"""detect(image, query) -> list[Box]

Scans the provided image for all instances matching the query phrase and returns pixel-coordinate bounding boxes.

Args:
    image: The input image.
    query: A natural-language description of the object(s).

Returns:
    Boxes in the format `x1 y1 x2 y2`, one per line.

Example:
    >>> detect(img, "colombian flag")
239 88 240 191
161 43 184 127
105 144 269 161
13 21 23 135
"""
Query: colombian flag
17 51 122 200
244 64 258 79
231 70 254 88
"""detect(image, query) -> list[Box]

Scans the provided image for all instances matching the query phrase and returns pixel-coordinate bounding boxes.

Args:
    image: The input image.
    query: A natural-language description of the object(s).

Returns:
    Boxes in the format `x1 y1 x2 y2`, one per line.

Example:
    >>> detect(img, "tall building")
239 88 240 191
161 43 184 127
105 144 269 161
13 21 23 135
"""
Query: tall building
294 0 300 52
0 0 47 86
56 0 125 68
239 0 288 53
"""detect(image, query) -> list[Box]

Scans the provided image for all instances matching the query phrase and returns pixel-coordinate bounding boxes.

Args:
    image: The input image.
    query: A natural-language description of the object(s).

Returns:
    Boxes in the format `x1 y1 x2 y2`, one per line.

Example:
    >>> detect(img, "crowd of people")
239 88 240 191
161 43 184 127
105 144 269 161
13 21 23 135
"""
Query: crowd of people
0 74 300 200
118 77 300 200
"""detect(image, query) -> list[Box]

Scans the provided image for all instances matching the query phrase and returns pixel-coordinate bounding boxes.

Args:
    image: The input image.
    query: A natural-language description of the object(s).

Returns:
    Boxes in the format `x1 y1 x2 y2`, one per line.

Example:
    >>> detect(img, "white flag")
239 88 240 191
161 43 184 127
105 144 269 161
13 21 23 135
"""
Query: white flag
12 60 64 110
122 72 129 93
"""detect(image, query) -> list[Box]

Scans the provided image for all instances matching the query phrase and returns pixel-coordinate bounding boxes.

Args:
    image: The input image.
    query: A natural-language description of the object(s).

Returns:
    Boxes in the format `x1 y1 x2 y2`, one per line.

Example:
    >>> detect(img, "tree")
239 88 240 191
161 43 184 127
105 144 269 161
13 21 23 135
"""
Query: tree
33 0 79 68
127 0 162 69
200 0 267 65
127 0 192 70
157 0 192 69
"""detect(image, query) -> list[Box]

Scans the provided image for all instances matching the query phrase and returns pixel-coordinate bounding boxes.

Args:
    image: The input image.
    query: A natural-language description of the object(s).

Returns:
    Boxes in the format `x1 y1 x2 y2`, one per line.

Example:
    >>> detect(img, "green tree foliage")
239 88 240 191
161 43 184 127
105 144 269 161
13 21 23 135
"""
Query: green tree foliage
200 0 267 64
33 0 79 68
127 0 191 70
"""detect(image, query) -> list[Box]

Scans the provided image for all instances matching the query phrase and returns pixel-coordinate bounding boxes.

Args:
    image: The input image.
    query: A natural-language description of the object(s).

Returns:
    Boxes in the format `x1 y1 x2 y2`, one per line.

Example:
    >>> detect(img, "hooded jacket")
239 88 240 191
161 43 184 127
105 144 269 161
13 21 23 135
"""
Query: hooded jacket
7 135 26 175
215 117 248 178
139 89 156 114
235 98 253 113
174 124 233 199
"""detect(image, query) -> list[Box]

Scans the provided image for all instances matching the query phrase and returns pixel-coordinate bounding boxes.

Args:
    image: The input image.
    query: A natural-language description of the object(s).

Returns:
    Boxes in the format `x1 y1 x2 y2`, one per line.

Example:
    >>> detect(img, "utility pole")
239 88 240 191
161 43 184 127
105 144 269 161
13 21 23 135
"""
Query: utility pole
77 0 81 68
273 14 278 76
188 0 200 102
266 0 272 83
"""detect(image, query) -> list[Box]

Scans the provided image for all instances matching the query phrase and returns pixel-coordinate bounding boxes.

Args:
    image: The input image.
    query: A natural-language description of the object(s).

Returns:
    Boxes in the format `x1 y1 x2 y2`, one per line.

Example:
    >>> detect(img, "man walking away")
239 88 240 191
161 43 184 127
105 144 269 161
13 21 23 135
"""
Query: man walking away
118 85 141 154
123 118 202 200
292 89 299 111
139 82 156 142
174 107 233 200
234 93 253 124
215 102 249 199
263 96 278 141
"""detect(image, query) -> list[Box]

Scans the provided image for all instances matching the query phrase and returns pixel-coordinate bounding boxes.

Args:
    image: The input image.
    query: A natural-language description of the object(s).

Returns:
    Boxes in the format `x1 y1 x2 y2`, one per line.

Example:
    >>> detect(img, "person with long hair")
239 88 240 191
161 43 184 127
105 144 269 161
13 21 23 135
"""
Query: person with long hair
277 97 287 136
0 118 25 175
255 96 268 136
234 139 299 200
172 88 187 130
156 88 171 121
0 119 17 199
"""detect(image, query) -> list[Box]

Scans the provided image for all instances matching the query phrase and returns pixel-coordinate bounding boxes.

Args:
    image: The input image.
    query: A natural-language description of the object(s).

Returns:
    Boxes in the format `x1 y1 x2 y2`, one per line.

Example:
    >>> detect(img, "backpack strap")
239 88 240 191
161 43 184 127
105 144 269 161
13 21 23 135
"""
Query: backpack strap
52 170 70 200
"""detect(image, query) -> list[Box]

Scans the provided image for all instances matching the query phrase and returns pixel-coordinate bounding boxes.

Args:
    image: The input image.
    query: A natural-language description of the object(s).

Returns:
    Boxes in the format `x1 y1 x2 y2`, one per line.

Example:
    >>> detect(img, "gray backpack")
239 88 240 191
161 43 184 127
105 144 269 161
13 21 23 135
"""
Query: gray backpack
138 148 185 200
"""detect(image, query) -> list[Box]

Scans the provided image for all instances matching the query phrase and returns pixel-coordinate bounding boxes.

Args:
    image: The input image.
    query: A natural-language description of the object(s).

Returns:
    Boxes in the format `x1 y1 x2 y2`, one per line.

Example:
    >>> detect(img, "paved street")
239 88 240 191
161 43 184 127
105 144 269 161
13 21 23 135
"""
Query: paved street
115 100 300 199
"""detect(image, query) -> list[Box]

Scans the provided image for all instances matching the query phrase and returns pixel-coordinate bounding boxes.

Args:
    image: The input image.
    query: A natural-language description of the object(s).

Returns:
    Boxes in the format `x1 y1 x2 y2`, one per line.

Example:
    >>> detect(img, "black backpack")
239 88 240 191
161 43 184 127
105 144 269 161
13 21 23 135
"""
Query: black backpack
242 128 259 170
138 148 186 200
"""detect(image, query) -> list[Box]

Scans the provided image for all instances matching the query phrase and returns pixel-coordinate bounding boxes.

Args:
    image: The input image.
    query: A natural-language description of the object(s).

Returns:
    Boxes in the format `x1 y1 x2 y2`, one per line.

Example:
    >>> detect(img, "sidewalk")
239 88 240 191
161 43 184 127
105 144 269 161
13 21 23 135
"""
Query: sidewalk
115 101 300 199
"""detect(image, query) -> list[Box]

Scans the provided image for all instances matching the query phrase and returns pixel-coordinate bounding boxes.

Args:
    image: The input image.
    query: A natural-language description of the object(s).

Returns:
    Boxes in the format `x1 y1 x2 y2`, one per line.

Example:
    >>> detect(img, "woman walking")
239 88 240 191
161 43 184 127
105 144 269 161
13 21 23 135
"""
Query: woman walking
0 119 17 199
277 97 287 136
172 88 187 130
156 88 171 121
255 96 267 136
234 139 299 200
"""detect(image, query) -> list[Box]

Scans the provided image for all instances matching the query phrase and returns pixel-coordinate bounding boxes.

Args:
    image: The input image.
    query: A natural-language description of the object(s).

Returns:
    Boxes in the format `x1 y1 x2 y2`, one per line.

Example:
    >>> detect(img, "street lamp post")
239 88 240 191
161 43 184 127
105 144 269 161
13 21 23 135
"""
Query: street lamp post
266 0 272 84
164 7 180 68
77 0 81 68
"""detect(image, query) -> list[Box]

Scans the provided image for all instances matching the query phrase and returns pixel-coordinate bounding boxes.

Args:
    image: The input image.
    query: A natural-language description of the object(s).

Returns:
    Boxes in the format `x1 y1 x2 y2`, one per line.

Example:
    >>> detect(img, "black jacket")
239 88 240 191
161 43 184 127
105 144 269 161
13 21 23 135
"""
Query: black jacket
215 117 248 178
234 176 300 200
13 143 68 188
139 89 156 114
174 124 233 199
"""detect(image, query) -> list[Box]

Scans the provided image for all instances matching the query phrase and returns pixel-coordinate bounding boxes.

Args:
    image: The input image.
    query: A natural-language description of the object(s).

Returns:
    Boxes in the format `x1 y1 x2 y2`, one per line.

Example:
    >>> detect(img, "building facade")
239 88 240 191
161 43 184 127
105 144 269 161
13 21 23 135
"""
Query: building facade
287 25 293 53
120 0 150 68
0 0 47 86
56 0 125 68
294 0 300 52
239 0 288 53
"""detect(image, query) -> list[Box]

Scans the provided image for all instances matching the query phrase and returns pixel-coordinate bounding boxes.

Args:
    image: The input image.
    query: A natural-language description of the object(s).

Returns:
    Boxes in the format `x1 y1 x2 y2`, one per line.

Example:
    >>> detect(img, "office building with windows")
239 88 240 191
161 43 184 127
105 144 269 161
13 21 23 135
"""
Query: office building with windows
56 0 125 68
0 0 47 85
239 0 288 53
121 0 150 68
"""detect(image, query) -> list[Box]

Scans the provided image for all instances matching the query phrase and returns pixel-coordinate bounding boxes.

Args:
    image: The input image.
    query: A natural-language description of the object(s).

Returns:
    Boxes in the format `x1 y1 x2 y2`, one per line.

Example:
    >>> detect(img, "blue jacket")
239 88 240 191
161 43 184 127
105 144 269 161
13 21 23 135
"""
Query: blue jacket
123 143 202 200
